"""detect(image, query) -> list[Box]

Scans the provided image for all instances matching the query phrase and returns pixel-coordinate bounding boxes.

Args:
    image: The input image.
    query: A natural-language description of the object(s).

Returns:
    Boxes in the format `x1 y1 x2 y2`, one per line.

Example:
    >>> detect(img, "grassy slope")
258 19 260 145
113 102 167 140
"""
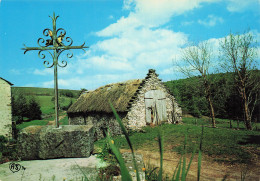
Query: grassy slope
13 87 79 129
95 118 260 164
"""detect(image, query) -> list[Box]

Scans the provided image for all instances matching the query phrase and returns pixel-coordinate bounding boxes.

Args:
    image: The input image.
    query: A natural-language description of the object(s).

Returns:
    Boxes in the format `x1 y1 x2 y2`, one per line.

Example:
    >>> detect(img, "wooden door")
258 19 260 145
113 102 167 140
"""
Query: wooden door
145 90 167 125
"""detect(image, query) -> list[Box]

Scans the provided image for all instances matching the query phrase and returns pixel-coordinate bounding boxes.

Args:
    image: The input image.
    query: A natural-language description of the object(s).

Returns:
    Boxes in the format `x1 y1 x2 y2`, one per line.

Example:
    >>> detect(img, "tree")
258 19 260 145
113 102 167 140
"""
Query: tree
60 90 74 98
12 93 28 123
27 97 42 120
219 32 259 130
79 88 87 96
179 41 216 127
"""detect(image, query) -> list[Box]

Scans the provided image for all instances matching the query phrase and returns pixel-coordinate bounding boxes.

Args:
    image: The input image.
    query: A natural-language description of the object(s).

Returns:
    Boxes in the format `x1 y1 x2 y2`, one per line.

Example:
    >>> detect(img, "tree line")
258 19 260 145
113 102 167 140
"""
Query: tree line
169 32 259 130
166 71 259 120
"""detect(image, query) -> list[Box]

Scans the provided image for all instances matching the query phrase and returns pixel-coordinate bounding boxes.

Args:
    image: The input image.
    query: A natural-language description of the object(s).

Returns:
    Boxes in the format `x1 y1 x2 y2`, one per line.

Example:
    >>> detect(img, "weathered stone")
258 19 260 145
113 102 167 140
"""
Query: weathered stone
17 125 94 160
0 77 13 138
17 125 43 160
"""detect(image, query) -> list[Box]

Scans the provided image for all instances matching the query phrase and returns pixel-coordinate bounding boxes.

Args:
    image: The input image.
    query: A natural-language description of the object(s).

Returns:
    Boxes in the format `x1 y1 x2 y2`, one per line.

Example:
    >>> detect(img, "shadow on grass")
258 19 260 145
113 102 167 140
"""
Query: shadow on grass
238 135 260 146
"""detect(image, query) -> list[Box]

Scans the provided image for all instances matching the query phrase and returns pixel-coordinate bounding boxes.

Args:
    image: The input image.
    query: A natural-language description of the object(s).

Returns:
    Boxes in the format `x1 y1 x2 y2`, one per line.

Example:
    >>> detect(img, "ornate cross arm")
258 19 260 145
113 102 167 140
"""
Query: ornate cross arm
22 43 88 54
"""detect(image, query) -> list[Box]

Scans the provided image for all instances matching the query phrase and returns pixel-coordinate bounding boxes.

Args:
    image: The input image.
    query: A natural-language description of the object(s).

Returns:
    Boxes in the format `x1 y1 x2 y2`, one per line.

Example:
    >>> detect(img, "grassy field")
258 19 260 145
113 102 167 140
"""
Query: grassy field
16 111 69 130
12 87 80 115
37 95 77 115
95 118 260 164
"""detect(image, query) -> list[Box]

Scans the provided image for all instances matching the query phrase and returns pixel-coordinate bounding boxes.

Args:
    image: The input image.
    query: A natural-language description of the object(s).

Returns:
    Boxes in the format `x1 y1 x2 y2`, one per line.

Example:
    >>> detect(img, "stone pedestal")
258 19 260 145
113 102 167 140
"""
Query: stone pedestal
17 125 94 160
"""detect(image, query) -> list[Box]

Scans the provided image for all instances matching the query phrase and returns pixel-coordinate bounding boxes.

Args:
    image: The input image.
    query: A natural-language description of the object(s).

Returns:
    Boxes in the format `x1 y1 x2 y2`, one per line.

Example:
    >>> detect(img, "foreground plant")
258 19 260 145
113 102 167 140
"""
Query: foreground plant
108 102 204 181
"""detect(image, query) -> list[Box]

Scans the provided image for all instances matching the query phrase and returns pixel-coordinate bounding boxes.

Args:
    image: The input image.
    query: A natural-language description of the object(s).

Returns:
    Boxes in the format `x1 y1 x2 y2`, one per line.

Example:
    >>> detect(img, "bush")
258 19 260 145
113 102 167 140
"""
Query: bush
12 94 42 123
0 136 18 164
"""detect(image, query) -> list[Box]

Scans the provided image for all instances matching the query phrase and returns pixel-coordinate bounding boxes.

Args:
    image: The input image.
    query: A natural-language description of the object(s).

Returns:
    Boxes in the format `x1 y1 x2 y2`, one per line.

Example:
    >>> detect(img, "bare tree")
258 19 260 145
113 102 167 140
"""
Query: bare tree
179 41 216 128
219 32 259 130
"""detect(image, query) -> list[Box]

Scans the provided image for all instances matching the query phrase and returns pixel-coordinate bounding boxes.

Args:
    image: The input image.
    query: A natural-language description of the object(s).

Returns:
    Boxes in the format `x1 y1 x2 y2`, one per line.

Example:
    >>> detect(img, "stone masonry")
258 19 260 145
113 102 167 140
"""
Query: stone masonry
126 70 182 130
69 113 124 140
0 78 13 138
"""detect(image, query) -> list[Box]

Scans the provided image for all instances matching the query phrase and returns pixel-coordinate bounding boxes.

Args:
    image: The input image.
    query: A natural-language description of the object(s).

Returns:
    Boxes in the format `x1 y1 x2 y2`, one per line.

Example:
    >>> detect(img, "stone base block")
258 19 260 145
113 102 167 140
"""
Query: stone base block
17 125 94 160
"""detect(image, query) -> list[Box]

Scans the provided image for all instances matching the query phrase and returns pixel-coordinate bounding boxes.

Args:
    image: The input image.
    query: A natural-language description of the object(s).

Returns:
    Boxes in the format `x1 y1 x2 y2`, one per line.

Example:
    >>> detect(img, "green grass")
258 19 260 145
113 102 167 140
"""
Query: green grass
33 95 77 115
60 116 69 125
183 117 260 130
95 118 260 164
12 87 80 96
16 119 49 130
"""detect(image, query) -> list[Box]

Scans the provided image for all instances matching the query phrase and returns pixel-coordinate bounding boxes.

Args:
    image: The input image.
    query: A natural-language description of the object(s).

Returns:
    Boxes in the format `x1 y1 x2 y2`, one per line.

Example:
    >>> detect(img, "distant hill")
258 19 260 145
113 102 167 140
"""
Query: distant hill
12 87 81 98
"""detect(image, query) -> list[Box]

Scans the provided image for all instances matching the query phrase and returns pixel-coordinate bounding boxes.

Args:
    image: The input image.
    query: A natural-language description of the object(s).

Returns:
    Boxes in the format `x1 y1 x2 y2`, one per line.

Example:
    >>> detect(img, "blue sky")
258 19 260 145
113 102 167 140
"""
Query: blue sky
0 0 259 90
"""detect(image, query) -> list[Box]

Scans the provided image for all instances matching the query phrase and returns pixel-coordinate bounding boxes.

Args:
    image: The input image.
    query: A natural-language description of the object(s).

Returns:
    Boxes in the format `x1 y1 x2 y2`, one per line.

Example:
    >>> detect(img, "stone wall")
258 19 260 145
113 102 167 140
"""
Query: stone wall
126 70 182 130
69 112 124 140
0 78 12 138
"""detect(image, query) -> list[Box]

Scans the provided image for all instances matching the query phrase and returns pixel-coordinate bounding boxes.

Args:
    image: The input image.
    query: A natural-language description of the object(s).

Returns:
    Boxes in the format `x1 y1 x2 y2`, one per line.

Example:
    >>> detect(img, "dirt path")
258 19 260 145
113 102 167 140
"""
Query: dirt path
47 113 67 125
120 149 260 180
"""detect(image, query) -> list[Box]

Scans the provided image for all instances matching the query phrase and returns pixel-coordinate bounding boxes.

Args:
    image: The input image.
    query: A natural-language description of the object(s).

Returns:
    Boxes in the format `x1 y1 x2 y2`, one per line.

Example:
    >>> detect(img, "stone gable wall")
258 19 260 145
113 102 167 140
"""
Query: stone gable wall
0 79 12 138
126 70 182 130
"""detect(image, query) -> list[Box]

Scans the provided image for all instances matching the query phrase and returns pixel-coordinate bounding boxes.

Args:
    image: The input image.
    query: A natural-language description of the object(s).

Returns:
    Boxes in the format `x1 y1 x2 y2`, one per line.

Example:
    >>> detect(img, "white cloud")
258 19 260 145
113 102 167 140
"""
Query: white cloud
226 0 260 12
108 15 114 20
98 0 221 38
60 0 224 90
41 73 136 90
83 28 188 77
96 15 142 37
122 0 220 27
33 68 53 76
181 21 194 26
35 0 259 90
32 66 70 76
198 15 224 27
9 69 21 75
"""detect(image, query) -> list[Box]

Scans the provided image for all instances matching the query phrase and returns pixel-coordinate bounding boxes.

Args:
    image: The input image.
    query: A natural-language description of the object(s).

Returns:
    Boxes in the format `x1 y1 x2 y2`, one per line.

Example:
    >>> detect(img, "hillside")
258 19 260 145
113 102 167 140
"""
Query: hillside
12 87 81 97
165 71 260 120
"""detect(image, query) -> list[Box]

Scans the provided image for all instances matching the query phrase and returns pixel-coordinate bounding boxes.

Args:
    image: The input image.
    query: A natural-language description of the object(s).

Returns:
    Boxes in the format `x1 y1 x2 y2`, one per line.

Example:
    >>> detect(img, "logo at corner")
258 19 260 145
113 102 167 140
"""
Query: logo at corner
9 162 26 173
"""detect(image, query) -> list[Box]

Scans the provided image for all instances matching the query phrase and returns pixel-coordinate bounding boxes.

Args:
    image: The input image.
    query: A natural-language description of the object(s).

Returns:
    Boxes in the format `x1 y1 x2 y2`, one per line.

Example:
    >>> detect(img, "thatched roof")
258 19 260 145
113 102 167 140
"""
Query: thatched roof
68 79 143 114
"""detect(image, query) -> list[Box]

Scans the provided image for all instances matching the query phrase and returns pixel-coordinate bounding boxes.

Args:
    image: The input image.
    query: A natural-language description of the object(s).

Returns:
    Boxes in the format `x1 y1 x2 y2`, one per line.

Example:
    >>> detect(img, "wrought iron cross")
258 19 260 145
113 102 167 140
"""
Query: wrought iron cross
22 13 88 128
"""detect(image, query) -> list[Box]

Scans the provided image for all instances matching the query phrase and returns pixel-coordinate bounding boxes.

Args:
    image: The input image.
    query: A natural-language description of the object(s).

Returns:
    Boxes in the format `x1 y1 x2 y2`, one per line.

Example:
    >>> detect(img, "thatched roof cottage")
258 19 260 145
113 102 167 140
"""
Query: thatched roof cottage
68 69 182 140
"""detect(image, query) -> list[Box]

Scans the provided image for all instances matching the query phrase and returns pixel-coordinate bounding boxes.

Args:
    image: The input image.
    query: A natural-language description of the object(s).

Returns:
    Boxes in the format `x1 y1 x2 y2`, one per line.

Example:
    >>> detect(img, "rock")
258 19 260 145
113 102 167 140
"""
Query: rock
112 152 145 181
17 125 43 160
17 125 94 160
